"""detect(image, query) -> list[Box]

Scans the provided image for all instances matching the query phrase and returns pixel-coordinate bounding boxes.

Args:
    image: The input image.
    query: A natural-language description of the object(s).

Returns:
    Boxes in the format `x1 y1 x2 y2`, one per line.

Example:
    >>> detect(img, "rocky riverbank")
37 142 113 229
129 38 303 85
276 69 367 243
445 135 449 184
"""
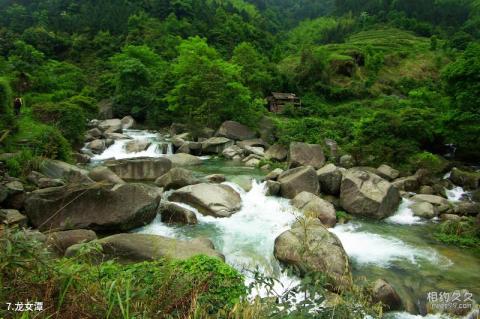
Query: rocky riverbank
1 117 479 318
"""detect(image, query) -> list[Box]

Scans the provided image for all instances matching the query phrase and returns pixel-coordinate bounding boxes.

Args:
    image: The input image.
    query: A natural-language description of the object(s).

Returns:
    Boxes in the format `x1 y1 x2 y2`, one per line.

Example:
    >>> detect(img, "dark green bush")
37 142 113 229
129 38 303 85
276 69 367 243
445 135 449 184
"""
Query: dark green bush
0 77 14 131
33 101 87 145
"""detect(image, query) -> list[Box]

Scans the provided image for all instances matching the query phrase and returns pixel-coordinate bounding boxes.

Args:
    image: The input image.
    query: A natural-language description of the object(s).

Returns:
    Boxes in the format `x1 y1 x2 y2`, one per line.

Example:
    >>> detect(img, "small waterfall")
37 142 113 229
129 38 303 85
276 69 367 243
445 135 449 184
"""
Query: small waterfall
445 186 468 202
330 222 447 267
386 199 424 225
88 129 173 161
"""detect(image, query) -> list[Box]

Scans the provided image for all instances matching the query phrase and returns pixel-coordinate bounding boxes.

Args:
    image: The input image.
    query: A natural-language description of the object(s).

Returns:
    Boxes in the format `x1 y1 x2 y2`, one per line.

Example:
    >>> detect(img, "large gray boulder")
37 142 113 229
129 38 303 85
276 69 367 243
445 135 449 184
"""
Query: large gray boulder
222 145 244 160
167 153 202 167
65 233 224 263
274 218 352 292
202 137 234 154
105 158 172 180
98 118 122 133
40 159 93 184
278 166 320 199
88 166 125 184
155 167 199 190
450 167 480 190
340 168 401 219
317 164 343 196
169 183 241 218
265 144 288 162
292 192 336 227
216 121 256 141
121 115 135 129
125 140 151 153
411 194 449 206
258 116 276 144
409 201 437 219
46 229 97 255
25 183 161 232
159 201 198 225
88 139 106 154
288 142 326 169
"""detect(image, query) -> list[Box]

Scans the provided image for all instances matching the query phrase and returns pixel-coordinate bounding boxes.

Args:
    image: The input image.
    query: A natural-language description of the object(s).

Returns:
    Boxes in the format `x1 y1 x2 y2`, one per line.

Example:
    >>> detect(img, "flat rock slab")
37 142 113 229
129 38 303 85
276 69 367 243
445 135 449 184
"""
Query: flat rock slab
106 157 172 180
169 183 241 217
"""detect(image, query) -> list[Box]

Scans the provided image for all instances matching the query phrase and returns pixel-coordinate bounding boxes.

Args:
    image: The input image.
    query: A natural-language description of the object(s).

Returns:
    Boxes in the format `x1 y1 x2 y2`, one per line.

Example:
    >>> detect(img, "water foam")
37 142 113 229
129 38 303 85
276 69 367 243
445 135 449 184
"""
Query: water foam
387 198 424 225
445 186 467 202
330 223 442 267
89 130 172 161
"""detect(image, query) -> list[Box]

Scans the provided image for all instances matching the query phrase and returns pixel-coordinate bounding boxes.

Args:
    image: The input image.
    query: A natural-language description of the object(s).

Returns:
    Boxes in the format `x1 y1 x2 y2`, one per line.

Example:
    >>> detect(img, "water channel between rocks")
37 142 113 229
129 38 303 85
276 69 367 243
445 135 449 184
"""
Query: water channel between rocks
90 129 480 319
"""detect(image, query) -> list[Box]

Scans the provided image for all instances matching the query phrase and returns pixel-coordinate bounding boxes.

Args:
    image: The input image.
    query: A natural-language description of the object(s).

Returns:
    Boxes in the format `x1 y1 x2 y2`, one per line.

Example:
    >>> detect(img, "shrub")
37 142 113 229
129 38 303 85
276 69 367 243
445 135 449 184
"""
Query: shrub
408 151 447 174
0 77 14 131
0 228 247 318
4 150 40 177
33 101 87 145
434 218 480 252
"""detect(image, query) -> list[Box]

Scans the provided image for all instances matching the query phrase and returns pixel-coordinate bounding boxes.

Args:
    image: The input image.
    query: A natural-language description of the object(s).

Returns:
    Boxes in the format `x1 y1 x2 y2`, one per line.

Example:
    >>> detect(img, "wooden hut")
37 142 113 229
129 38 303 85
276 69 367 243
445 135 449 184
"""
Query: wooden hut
267 92 301 113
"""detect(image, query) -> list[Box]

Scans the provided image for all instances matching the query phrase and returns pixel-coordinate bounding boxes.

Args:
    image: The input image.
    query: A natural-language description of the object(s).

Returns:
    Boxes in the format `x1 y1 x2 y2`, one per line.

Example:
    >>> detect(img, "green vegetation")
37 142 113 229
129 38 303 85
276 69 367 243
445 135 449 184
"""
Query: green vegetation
0 0 479 167
0 228 246 318
434 218 480 252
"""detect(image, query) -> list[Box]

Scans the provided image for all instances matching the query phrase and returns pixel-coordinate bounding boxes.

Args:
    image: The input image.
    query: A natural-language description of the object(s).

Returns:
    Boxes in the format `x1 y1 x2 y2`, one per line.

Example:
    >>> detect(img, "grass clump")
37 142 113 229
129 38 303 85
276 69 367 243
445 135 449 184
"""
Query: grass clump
434 217 480 252
0 228 246 319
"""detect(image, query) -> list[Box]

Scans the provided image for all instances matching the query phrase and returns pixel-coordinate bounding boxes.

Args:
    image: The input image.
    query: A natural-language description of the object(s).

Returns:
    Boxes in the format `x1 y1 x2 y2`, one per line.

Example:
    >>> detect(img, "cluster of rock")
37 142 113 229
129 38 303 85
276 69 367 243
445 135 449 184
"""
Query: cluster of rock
81 116 136 160
0 152 229 264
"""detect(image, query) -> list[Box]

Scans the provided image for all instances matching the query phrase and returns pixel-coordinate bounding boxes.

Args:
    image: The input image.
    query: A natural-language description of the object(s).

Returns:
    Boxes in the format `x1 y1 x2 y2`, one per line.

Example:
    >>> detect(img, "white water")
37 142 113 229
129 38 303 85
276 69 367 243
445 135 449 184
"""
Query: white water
89 129 473 316
330 223 445 267
445 186 468 202
387 198 424 225
89 129 173 161
139 180 302 296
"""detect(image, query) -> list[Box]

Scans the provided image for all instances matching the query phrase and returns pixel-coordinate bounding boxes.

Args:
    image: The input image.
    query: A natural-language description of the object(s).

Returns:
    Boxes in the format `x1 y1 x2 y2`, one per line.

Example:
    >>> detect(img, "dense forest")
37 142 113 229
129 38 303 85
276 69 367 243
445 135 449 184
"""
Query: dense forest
1 1 480 318
0 0 479 170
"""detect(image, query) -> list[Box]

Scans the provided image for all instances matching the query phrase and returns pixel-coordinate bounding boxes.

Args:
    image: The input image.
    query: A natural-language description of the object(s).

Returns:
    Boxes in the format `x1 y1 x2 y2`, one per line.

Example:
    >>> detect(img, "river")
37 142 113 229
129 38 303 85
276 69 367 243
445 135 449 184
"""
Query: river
89 129 480 318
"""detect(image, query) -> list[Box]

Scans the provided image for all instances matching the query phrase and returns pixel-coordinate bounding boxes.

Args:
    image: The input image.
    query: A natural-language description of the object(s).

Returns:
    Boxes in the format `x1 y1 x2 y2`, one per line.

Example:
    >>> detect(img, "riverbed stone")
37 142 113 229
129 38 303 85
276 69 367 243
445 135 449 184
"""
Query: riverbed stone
88 139 106 154
46 229 97 255
25 183 161 232
265 180 281 196
392 176 419 192
0 209 27 227
265 168 284 181
99 119 122 133
216 121 256 141
38 177 65 189
376 164 400 181
278 166 320 199
317 164 343 196
237 139 269 149
453 202 480 216
159 201 197 225
372 279 402 311
340 168 401 219
88 166 125 184
409 201 436 219
106 158 172 180
169 183 241 218
155 167 199 190
274 218 352 292
265 144 288 162
167 153 202 167
40 159 93 184
411 194 449 206
121 116 135 129
65 233 224 263
205 174 226 183
125 140 151 153
222 145 244 159
292 192 336 227
202 137 234 154
288 142 326 169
